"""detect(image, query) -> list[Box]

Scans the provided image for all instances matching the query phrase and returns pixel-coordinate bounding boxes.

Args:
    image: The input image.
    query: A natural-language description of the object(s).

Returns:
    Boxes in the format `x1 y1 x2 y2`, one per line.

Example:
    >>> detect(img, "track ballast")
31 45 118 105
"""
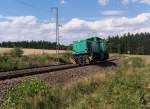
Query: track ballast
0 59 118 81
0 64 80 80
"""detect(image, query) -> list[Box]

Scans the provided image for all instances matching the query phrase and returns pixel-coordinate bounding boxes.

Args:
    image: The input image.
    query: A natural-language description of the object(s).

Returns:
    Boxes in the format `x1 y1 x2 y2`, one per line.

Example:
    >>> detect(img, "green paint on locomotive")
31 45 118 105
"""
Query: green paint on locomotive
72 35 109 65
73 35 107 54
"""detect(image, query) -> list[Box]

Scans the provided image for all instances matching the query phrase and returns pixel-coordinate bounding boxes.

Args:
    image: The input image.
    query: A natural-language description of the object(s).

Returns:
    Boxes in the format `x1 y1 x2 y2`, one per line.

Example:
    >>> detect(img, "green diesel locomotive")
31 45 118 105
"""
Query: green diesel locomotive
72 35 109 65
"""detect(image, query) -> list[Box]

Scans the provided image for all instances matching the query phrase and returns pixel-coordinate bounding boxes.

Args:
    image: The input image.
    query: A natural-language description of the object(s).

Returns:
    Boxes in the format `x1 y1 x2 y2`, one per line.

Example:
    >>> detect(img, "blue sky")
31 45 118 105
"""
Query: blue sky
0 0 150 21
0 0 150 44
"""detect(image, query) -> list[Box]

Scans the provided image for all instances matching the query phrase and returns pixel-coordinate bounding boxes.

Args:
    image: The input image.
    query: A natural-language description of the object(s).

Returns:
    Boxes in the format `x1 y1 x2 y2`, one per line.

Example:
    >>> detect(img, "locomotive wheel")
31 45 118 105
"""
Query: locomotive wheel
90 54 96 64
104 53 109 60
78 56 86 66
78 56 82 65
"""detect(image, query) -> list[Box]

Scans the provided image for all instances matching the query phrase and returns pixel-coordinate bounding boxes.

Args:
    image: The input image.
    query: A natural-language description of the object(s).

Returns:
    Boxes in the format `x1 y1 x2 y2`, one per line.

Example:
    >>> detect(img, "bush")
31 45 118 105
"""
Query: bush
2 55 150 109
16 57 30 69
0 54 30 71
4 79 62 109
0 51 71 71
123 57 145 68
0 55 16 71
5 80 48 105
130 57 144 67
10 47 24 57
59 54 72 64
29 54 50 67
40 53 72 64
4 63 150 109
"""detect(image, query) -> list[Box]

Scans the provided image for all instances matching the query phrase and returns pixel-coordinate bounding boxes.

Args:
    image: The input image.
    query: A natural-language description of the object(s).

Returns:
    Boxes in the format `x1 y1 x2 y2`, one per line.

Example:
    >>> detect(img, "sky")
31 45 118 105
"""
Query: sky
0 0 150 44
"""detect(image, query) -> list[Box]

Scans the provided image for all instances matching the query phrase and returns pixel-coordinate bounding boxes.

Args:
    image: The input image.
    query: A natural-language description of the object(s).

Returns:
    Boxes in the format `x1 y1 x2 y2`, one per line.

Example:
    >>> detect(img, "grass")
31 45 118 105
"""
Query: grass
2 56 150 109
125 54 150 65
110 53 150 65
0 47 70 55
0 48 72 71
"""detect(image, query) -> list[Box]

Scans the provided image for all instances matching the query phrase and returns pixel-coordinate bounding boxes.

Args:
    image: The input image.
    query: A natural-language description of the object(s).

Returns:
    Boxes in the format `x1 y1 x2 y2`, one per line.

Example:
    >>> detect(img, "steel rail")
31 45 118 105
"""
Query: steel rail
0 64 79 80
0 58 118 81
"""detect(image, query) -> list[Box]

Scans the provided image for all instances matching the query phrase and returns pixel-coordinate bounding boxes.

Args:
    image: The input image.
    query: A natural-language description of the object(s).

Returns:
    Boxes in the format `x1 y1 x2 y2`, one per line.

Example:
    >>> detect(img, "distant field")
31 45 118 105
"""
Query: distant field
0 47 71 55
0 48 149 64
124 54 150 64
110 53 150 65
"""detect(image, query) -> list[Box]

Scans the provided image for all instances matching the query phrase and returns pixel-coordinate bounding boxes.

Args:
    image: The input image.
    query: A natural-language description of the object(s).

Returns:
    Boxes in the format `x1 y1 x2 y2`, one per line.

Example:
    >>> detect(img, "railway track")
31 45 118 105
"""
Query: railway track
0 58 118 81
0 64 80 80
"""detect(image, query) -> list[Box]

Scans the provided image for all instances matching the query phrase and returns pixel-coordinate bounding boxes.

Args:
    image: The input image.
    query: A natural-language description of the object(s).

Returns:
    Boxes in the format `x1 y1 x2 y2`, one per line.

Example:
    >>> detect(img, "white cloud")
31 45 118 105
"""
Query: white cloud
98 0 109 5
98 0 150 6
0 13 150 44
121 0 129 5
138 0 150 4
60 0 67 4
97 0 150 6
61 12 150 43
101 10 123 16
0 16 56 42
122 0 150 5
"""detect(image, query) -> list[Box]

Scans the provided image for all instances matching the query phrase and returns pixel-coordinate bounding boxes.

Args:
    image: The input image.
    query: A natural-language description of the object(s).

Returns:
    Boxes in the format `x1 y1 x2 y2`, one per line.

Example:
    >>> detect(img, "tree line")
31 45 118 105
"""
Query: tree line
0 32 149 55
0 41 69 50
108 32 150 55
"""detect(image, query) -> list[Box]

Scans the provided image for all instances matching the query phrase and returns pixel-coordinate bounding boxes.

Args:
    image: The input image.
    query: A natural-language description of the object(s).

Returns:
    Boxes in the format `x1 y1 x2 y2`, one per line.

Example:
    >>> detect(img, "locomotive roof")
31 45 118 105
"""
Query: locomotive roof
73 35 103 42
87 36 102 40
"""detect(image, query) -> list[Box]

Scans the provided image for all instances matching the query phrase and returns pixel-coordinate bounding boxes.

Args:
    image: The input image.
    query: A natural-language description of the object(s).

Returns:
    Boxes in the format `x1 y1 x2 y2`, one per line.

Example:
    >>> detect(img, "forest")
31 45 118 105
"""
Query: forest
0 41 69 50
108 32 150 55
0 32 149 55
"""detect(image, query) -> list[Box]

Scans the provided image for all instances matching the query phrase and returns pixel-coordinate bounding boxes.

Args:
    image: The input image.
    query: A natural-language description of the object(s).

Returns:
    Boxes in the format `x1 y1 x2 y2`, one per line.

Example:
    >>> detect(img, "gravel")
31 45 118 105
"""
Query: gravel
0 60 118 105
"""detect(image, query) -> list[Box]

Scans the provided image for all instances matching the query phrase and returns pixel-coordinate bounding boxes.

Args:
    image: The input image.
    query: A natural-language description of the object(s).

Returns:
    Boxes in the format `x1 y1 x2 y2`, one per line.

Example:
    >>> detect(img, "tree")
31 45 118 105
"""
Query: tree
108 32 150 55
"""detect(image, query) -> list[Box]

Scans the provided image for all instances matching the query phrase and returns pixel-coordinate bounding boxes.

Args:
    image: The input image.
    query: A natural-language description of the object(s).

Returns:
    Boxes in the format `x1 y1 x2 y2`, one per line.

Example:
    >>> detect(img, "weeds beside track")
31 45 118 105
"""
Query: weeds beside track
0 58 117 80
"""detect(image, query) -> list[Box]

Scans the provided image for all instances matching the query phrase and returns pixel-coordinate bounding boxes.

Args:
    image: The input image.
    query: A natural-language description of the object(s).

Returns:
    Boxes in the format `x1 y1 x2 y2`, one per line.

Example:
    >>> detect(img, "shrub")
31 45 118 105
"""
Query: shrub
3 56 150 109
16 57 30 69
0 55 30 71
0 55 16 71
29 54 53 67
41 53 72 64
4 65 150 109
10 47 24 57
4 79 63 109
123 57 145 68
5 79 48 105
59 54 72 64
130 57 144 67
63 68 150 109
0 52 72 71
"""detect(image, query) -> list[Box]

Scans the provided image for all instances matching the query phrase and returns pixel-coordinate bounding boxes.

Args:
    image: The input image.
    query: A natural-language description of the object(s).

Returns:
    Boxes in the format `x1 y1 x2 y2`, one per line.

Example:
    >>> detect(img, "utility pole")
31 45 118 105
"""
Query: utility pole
51 7 59 64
